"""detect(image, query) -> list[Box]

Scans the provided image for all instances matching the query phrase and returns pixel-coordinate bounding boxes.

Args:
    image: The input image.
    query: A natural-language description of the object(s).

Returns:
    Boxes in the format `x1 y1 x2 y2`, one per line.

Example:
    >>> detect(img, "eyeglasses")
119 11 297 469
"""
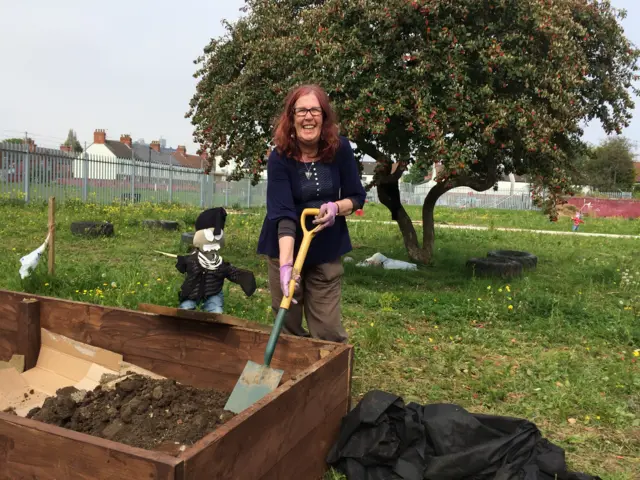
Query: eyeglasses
293 107 323 117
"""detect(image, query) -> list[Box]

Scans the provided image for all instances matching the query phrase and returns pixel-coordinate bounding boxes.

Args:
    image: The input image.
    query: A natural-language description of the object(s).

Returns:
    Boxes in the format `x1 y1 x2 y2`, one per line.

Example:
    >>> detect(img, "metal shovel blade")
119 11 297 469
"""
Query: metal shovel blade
223 360 284 414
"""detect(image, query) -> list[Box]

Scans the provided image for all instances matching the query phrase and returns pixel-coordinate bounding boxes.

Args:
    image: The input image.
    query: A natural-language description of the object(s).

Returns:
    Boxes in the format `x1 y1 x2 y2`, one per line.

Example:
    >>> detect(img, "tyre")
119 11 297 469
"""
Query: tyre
160 220 178 231
487 250 537 269
181 232 195 245
70 221 115 238
466 257 523 278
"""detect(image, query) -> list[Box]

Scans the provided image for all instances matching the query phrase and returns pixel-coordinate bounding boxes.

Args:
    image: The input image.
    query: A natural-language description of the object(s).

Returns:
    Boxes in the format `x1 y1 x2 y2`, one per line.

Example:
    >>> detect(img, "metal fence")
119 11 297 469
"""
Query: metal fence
0 141 632 211
365 182 539 210
0 142 267 208
588 191 633 199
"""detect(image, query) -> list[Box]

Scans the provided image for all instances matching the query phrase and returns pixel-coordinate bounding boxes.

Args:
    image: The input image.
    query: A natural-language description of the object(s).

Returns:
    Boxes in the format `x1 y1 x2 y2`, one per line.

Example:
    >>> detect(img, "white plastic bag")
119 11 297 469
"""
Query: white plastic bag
356 252 417 271
19 233 50 279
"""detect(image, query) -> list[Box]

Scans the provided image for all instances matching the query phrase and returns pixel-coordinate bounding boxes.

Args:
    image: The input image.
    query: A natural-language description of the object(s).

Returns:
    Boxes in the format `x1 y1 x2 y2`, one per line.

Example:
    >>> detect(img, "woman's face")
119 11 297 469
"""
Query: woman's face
293 93 323 149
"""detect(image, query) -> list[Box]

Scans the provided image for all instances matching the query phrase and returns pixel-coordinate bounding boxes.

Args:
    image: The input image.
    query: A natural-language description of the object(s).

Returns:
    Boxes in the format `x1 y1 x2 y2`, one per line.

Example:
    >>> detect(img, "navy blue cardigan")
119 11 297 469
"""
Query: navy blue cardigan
257 136 367 266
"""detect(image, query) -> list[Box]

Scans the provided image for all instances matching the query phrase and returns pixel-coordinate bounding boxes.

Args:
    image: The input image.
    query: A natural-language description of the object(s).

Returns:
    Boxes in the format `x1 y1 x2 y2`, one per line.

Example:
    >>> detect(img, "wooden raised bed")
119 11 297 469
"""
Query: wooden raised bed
0 289 353 479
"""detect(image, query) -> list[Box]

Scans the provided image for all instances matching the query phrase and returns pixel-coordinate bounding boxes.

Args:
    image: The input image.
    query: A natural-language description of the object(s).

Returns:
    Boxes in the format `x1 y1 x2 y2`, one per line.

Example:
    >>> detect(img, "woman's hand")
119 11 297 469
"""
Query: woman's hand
279 262 299 303
313 201 338 231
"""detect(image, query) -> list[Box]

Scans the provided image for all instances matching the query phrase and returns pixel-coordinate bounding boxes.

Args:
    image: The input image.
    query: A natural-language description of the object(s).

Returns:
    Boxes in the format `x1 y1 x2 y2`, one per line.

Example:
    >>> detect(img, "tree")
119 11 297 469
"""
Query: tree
64 129 83 153
403 161 434 184
187 0 639 263
2 137 33 144
583 137 636 191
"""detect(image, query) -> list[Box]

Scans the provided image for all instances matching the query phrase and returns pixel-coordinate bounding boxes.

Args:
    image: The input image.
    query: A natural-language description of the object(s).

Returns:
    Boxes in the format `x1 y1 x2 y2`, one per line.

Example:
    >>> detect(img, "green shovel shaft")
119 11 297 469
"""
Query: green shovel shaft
264 307 287 366
262 207 320 368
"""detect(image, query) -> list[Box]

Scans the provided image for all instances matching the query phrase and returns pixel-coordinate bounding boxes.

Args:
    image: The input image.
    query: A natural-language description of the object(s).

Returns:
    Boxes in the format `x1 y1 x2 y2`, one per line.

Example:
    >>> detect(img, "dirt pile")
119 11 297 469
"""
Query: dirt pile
26 374 235 451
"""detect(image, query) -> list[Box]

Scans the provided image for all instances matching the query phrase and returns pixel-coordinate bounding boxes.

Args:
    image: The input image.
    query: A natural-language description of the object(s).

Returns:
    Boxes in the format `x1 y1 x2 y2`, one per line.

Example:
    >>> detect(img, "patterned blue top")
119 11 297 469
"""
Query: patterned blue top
256 136 367 266
297 159 334 210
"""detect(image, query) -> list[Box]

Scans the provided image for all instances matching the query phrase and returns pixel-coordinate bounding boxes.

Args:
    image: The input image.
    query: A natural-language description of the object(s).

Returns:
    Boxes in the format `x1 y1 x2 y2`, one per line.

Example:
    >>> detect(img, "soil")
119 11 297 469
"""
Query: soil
25 374 235 451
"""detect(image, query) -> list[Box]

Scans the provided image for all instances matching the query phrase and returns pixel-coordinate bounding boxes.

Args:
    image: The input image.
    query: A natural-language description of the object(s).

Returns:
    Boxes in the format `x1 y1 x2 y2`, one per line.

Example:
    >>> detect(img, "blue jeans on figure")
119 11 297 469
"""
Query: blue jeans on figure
179 291 224 313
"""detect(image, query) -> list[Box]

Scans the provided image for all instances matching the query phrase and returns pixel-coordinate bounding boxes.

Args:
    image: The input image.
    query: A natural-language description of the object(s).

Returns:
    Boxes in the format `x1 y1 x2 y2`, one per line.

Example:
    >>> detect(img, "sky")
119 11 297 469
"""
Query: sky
0 0 638 155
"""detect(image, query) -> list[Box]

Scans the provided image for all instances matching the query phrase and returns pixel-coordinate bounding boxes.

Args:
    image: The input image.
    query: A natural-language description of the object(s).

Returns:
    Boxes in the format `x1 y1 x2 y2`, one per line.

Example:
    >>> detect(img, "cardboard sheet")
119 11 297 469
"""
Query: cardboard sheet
0 328 164 417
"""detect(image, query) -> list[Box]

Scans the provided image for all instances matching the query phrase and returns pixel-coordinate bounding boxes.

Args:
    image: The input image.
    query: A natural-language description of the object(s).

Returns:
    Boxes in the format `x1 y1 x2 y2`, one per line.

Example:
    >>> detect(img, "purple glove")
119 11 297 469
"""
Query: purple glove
313 201 338 230
279 262 298 304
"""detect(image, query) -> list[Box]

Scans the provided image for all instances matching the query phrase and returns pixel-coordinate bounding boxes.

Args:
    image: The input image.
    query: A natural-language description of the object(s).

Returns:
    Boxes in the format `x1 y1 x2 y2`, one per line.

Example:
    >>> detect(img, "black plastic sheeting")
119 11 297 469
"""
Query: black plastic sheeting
327 390 600 480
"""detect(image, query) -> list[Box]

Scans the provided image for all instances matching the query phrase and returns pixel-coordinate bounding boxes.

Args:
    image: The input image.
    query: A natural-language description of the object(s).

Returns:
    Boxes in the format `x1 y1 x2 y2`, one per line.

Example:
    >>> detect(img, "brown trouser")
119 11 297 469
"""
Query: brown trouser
266 256 348 343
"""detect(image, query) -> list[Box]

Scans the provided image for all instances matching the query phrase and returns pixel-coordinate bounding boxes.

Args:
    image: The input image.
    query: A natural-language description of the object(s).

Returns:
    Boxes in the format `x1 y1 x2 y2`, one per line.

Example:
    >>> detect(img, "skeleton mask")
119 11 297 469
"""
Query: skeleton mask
192 207 227 253
193 228 225 252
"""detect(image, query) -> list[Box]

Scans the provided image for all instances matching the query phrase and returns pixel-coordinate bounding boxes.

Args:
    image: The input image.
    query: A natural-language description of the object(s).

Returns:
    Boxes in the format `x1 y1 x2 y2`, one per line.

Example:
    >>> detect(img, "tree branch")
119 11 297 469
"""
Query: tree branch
455 172 498 192
356 140 408 185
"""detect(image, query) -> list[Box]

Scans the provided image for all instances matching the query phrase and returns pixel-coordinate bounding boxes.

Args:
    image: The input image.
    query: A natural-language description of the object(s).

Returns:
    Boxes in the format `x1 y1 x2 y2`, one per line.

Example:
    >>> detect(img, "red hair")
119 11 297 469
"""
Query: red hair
273 84 340 163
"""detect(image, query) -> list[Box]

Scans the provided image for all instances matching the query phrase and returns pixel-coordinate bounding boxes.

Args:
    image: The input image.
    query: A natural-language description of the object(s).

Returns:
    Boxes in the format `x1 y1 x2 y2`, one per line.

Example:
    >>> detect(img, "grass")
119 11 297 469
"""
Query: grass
357 202 640 235
0 199 638 479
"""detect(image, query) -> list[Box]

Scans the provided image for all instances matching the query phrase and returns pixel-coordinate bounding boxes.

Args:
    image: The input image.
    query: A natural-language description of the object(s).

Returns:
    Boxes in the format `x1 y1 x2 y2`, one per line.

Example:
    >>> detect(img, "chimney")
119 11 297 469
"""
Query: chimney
120 134 132 148
60 145 72 153
94 129 106 144
150 140 161 152
176 145 186 156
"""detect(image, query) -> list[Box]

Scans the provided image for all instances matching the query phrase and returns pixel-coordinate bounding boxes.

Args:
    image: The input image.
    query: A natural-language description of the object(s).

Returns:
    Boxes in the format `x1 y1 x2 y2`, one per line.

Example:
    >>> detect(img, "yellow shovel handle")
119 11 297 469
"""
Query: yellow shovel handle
280 208 320 309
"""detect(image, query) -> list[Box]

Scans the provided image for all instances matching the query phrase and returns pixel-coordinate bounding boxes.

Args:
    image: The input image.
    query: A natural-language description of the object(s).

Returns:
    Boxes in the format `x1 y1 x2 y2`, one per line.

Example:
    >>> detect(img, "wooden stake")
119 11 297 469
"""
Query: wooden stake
17 298 41 370
48 196 55 276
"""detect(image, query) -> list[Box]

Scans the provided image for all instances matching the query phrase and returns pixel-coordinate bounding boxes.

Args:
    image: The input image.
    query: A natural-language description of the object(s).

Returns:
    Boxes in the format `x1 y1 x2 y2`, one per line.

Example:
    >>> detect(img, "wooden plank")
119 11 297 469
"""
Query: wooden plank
260 399 348 480
17 298 40 370
0 329 17 362
95 311 319 390
123 353 298 393
0 412 180 480
40 301 322 374
180 347 351 479
0 300 18 332
0 290 332 367
263 400 346 480
137 302 273 333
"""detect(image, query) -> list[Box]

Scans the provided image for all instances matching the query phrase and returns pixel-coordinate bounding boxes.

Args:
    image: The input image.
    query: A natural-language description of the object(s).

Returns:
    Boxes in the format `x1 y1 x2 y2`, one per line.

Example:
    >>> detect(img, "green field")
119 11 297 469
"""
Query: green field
358 203 640 236
0 200 638 479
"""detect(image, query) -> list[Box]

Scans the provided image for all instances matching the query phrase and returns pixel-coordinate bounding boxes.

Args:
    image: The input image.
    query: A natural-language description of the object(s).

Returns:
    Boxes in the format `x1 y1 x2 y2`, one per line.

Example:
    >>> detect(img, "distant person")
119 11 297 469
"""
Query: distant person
572 212 584 232
257 84 366 343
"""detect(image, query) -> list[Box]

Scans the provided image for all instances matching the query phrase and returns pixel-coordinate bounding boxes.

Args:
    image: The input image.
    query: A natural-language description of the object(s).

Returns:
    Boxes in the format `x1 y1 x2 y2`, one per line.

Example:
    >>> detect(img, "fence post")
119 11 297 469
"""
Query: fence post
225 181 229 207
247 176 251 207
200 171 205 208
131 160 136 202
22 148 31 203
82 151 88 202
23 138 30 203
169 164 173 203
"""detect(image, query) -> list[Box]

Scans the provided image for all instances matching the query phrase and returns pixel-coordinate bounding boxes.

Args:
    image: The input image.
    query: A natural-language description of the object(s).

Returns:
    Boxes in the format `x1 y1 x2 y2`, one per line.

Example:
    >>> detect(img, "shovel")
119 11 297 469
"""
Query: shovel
224 207 321 414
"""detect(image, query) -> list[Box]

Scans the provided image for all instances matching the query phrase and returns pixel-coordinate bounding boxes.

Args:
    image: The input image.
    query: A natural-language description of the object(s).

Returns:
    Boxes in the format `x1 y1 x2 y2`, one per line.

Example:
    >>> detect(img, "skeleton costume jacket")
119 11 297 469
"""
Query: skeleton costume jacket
175 251 256 302
175 207 256 303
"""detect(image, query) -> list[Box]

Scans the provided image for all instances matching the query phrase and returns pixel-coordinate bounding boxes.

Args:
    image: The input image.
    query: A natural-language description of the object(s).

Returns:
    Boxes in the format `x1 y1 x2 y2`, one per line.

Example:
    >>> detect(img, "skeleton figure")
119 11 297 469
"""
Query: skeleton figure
175 207 256 313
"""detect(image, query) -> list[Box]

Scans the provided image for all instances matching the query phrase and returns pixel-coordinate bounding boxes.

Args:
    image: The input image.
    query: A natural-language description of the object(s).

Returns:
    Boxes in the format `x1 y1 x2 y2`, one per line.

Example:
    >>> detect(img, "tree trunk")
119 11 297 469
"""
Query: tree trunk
420 182 447 264
376 180 430 263
356 140 497 265
377 179 450 265
379 174 497 265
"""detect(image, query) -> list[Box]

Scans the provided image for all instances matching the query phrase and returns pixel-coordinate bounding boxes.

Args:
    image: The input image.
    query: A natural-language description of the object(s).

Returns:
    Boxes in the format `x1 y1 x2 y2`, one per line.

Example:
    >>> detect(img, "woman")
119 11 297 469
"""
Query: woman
257 84 366 343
